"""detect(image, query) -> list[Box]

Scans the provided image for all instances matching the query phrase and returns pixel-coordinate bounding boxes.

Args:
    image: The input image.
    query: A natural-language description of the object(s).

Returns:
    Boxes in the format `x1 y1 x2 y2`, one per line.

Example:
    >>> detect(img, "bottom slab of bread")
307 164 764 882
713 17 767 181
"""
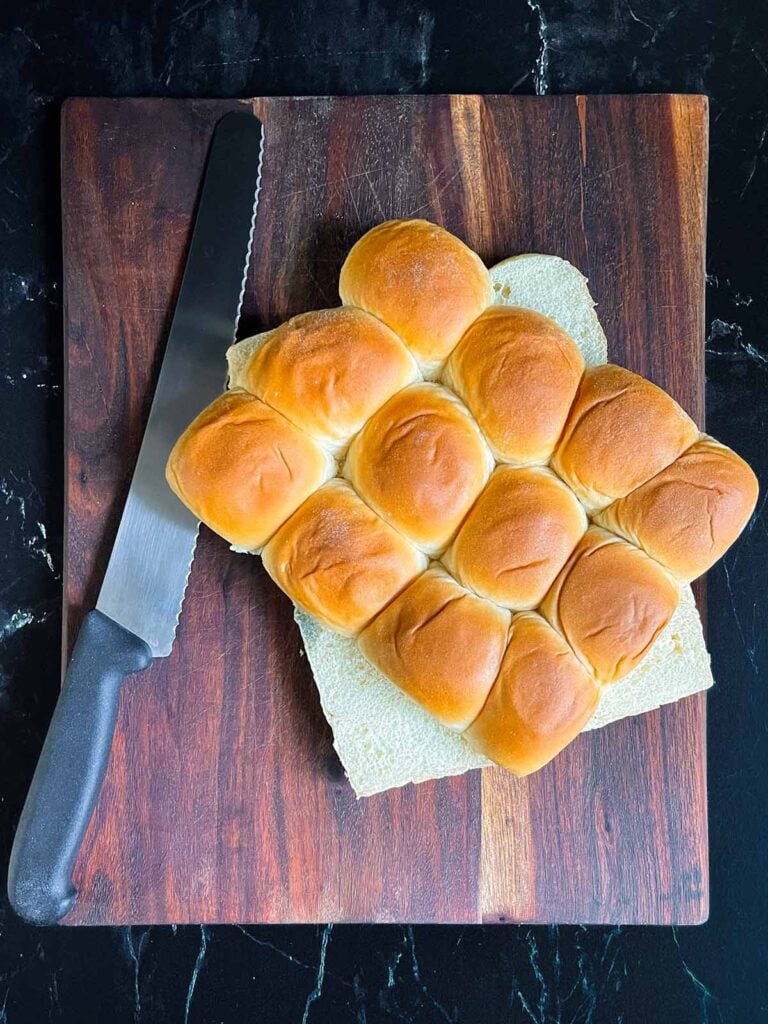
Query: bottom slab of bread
296 255 713 797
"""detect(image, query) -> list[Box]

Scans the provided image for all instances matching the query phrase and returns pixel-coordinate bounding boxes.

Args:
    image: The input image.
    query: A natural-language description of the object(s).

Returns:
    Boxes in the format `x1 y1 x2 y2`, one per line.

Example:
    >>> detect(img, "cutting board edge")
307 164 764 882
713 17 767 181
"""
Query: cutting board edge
60 94 710 926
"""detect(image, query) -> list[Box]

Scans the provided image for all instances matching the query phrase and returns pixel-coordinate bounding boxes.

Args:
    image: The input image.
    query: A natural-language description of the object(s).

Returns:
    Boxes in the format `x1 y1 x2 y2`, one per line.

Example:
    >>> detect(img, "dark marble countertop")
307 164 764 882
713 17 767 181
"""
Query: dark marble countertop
0 0 766 1021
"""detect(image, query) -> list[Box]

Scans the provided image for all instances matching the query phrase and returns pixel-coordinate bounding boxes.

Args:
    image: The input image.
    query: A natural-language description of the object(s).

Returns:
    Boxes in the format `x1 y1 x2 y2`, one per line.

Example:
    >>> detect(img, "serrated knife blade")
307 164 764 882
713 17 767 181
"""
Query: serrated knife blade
8 110 264 925
98 110 264 656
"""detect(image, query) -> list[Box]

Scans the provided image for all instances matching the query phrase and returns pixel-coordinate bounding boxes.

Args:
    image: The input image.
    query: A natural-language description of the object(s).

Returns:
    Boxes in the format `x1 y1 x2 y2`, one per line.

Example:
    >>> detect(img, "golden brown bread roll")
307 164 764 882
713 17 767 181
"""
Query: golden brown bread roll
443 465 587 610
238 308 419 452
358 567 511 731
344 382 494 554
262 480 428 636
593 437 759 581
443 306 585 464
551 364 700 510
339 219 492 375
165 389 334 551
539 526 680 683
465 612 600 775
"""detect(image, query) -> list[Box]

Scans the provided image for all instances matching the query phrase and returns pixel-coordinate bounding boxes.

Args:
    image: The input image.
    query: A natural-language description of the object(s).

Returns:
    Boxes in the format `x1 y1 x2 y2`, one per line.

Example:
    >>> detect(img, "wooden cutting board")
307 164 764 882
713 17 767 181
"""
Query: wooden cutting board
61 94 709 925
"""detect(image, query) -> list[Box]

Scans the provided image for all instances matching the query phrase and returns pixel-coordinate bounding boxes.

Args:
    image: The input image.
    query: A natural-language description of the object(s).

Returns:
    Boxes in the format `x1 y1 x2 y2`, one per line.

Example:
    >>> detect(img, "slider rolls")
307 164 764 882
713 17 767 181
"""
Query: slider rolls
240 307 419 453
443 306 585 464
339 219 492 376
358 567 511 731
344 382 494 554
263 480 427 636
166 390 335 551
167 218 758 779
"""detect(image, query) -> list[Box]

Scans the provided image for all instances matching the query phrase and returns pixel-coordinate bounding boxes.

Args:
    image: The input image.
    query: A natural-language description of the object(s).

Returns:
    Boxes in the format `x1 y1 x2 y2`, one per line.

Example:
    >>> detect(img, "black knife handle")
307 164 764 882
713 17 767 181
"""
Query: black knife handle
8 610 152 925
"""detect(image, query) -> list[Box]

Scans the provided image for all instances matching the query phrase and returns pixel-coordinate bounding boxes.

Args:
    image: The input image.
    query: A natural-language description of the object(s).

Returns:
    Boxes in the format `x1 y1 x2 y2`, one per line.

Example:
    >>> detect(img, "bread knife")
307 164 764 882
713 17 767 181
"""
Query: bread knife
8 110 264 925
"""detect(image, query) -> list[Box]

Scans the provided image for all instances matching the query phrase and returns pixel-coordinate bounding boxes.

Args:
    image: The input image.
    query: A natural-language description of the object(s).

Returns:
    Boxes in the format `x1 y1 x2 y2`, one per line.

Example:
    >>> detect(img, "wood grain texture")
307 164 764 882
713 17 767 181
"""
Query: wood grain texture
61 95 708 925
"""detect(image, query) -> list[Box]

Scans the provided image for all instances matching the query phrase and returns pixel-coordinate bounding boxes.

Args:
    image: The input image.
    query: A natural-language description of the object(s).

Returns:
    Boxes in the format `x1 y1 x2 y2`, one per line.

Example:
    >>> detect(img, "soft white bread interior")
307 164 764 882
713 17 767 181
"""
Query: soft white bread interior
489 253 608 366
227 329 269 390
170 235 727 796
299 583 710 796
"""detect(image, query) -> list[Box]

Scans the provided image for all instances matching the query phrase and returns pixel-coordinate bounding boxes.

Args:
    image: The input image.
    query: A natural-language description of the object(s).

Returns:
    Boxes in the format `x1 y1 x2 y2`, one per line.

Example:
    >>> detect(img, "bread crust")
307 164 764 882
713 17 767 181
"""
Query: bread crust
465 612 600 775
594 437 759 580
539 527 680 683
444 465 587 609
443 306 584 463
358 567 511 731
551 364 699 510
166 221 758 779
241 307 418 451
262 480 427 635
166 390 334 550
339 219 491 374
344 382 493 554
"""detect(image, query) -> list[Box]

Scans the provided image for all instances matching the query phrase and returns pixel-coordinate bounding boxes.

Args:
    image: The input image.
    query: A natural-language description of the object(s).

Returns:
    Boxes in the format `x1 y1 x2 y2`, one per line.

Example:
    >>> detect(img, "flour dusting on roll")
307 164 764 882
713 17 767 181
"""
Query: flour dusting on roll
339 219 491 377
233 307 419 455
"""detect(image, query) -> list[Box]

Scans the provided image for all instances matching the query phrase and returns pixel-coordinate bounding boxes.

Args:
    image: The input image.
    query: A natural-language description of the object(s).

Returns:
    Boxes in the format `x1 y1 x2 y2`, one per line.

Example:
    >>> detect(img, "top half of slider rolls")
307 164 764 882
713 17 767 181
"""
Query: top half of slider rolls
539 526 679 683
465 612 601 776
343 382 494 554
551 364 700 510
443 465 587 611
262 479 427 637
338 219 492 376
358 567 511 732
165 389 335 552
443 306 585 464
593 436 759 581
229 307 419 453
